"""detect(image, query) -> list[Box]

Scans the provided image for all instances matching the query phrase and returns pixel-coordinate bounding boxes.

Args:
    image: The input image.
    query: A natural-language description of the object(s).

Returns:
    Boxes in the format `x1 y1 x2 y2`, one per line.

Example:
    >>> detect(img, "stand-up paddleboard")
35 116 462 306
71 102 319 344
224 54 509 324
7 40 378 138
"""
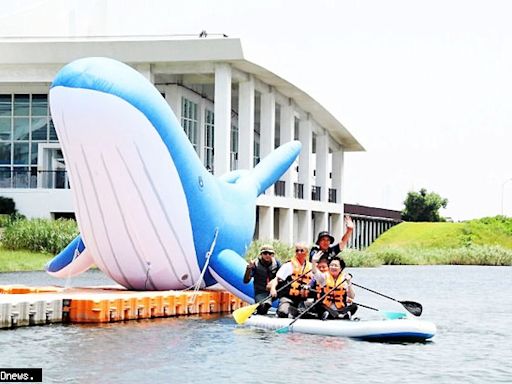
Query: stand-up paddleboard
244 315 436 342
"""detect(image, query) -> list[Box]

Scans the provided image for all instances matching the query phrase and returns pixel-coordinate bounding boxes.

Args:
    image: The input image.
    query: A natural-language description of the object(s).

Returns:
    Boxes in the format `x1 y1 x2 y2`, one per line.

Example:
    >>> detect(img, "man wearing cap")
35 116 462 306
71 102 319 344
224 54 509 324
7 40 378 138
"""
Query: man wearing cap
243 244 281 315
310 215 354 263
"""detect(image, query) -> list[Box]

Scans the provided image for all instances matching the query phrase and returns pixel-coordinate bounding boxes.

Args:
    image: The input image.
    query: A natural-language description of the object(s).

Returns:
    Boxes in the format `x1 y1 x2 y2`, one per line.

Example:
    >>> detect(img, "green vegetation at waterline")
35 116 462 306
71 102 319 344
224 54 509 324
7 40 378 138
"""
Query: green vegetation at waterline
2 218 78 254
247 217 512 267
367 216 512 266
1 216 512 273
0 248 53 272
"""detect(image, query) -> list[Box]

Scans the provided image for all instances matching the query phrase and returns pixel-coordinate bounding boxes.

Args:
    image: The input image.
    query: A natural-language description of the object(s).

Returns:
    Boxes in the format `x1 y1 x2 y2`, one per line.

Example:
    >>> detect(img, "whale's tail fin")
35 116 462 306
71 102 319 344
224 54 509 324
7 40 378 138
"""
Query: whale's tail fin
250 141 301 196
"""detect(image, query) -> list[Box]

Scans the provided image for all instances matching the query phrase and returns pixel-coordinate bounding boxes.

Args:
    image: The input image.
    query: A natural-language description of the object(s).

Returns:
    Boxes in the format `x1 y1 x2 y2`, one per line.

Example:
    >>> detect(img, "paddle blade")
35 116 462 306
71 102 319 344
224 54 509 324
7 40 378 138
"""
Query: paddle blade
400 301 423 317
275 326 290 334
382 311 408 320
233 303 259 324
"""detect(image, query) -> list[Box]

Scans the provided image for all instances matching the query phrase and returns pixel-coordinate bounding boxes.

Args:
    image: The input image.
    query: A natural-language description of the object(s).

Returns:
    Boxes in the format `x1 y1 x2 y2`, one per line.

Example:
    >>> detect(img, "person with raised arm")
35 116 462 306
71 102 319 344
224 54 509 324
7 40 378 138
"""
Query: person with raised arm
309 215 354 263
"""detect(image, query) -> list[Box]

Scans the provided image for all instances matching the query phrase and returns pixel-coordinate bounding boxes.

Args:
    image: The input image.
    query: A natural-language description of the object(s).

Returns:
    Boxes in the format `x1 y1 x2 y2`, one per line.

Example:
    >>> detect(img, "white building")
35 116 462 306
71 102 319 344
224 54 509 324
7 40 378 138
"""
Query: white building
0 36 364 244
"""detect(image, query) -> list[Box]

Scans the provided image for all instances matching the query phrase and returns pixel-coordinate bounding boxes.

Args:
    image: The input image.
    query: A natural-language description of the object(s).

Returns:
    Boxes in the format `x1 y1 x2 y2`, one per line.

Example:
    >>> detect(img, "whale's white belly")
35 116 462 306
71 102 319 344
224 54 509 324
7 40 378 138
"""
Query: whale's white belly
50 87 200 290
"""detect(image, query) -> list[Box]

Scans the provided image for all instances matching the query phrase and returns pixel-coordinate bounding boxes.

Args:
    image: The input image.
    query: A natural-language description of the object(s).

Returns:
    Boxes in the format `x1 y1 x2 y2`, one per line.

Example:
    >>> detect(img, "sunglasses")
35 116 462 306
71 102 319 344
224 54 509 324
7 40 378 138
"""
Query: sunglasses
295 248 306 253
261 251 273 255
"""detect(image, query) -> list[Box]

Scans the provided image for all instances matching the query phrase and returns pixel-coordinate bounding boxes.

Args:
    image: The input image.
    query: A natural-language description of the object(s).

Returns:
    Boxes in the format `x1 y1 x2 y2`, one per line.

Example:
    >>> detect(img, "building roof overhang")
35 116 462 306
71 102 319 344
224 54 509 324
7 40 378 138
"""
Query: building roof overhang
0 36 364 151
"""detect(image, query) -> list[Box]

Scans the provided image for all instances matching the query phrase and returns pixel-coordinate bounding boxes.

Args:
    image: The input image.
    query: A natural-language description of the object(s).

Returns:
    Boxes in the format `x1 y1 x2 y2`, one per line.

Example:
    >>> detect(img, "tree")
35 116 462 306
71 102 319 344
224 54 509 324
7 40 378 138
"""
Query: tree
402 188 448 222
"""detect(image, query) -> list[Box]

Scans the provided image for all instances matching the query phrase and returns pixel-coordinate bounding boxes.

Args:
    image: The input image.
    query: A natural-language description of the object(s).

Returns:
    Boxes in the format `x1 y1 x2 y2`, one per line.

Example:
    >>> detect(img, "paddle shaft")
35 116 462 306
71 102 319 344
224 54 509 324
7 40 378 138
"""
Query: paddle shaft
351 282 401 302
351 301 378 311
278 277 347 332
255 268 312 306
351 282 422 316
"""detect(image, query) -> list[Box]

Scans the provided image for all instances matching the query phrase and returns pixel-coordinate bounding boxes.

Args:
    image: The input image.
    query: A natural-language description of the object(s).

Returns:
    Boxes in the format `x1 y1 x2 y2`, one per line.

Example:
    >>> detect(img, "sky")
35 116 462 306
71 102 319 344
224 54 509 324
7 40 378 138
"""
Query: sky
3 0 512 221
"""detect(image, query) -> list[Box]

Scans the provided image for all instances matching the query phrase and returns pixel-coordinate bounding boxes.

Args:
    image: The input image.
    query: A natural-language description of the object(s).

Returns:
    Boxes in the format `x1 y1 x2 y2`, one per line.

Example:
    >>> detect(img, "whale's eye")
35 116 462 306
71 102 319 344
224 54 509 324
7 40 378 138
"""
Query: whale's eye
181 274 189 281
198 176 204 189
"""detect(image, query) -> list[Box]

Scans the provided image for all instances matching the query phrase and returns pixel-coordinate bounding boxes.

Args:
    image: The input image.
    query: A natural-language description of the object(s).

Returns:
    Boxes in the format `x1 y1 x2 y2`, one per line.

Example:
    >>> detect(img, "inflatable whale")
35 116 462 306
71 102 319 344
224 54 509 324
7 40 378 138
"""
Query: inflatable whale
45 57 301 303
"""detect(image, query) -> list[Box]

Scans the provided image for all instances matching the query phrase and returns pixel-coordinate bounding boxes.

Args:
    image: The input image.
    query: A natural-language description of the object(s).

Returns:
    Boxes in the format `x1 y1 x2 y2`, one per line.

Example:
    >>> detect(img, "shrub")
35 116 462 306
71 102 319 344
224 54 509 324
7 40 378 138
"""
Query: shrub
1 218 79 254
0 196 16 215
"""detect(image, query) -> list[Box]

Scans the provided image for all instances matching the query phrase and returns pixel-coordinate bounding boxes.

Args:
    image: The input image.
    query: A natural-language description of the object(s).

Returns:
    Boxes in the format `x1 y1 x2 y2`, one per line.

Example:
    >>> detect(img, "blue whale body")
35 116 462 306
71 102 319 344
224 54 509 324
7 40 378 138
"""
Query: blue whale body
46 57 301 302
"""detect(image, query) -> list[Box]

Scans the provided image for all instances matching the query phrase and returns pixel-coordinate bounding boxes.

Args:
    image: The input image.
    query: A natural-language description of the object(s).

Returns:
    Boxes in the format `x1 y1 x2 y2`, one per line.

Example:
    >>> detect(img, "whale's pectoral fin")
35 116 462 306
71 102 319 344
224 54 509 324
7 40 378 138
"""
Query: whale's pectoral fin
46 235 95 278
250 141 302 195
208 249 255 304
219 169 250 184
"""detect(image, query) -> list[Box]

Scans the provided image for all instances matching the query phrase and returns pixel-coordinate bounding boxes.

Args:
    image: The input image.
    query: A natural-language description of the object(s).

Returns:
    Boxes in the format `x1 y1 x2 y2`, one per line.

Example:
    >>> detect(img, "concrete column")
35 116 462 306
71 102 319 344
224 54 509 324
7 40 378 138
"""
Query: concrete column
165 84 182 121
214 63 232 176
134 63 154 83
298 209 312 244
279 208 294 245
331 213 343 243
298 119 312 200
258 206 274 241
260 89 275 195
332 150 344 205
316 133 329 202
314 211 328 235
238 77 255 170
365 220 369 248
356 219 361 249
280 102 295 198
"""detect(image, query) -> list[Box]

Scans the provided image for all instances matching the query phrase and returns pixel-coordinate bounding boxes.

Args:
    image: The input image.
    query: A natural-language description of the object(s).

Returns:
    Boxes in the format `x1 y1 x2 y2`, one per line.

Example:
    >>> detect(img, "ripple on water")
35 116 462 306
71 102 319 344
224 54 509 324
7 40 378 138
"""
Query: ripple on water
1 266 512 383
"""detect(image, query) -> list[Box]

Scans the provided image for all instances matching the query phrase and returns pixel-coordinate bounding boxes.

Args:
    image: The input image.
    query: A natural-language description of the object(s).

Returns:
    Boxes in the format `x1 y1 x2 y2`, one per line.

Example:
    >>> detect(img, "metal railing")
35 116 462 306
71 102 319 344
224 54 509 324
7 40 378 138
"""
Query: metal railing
311 185 321 201
328 188 337 203
274 180 286 196
0 170 70 189
293 183 304 199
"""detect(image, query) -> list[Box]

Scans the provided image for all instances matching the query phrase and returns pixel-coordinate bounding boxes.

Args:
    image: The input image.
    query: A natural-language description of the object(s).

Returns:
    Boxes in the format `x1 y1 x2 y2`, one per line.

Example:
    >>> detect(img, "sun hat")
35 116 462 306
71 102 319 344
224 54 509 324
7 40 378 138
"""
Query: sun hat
315 231 335 245
259 244 275 254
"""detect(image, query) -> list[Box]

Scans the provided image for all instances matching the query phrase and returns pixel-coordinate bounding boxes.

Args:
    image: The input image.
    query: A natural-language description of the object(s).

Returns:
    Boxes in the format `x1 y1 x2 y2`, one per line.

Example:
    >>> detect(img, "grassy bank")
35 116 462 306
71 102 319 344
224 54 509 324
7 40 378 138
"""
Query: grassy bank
0 248 53 272
365 217 512 266
245 217 512 267
2 216 512 273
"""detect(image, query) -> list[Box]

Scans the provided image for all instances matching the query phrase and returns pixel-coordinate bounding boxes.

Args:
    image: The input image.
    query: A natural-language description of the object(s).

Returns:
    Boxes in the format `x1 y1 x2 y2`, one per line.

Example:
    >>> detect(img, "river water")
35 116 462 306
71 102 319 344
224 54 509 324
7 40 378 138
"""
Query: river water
1 266 511 384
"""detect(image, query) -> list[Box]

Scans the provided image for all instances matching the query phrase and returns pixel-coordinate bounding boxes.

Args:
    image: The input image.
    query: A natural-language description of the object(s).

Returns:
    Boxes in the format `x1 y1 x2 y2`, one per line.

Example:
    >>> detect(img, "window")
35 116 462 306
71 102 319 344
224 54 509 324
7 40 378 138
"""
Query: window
230 125 239 171
274 103 281 149
0 94 58 188
204 109 214 172
181 97 198 153
253 131 260 167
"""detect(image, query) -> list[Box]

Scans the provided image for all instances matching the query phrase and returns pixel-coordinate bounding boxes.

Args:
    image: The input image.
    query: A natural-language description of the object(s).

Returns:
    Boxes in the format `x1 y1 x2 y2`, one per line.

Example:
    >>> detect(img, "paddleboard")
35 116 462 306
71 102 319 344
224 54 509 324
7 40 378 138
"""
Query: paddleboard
243 315 436 342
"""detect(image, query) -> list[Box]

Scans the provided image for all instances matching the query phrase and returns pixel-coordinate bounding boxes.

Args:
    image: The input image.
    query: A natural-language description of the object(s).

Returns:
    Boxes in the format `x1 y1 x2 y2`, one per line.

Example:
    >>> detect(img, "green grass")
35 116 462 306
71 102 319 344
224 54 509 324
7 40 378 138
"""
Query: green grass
365 216 512 266
0 247 53 272
2 216 512 273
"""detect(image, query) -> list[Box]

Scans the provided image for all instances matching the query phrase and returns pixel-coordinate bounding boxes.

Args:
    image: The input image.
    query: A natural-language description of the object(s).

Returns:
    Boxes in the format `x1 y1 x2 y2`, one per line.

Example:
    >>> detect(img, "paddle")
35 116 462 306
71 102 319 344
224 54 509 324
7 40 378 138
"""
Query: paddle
275 277 347 334
351 282 423 317
233 269 312 324
353 301 407 320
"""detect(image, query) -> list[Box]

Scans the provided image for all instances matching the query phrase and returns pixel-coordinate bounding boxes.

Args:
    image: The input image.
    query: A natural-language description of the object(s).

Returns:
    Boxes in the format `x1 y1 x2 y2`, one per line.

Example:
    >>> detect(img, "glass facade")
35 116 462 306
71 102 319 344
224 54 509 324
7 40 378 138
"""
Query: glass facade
204 109 214 172
181 97 198 153
230 125 238 171
0 94 58 188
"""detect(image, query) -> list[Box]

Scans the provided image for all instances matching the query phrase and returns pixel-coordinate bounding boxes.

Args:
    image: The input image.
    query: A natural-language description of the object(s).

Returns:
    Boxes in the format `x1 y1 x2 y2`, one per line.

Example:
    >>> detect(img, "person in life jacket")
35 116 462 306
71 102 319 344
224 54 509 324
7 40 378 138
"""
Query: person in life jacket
308 255 329 295
311 256 357 320
244 244 281 315
309 215 354 263
270 242 312 318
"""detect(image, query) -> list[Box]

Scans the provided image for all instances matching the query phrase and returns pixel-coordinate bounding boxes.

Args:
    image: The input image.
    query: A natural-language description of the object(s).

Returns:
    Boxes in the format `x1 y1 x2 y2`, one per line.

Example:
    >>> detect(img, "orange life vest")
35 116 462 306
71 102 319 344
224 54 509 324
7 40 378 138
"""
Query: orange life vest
318 273 347 310
288 257 312 297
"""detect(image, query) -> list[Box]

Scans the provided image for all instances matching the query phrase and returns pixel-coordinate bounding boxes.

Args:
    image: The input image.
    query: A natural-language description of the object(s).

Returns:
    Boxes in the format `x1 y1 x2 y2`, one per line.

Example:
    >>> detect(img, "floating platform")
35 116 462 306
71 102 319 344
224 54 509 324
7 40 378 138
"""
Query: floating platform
0 284 246 329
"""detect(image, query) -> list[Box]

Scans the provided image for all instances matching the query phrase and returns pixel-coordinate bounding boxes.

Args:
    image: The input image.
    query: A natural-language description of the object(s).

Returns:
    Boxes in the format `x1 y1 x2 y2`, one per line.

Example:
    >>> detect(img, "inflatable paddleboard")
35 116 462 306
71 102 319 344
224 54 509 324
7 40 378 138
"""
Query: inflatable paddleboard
244 315 436 342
